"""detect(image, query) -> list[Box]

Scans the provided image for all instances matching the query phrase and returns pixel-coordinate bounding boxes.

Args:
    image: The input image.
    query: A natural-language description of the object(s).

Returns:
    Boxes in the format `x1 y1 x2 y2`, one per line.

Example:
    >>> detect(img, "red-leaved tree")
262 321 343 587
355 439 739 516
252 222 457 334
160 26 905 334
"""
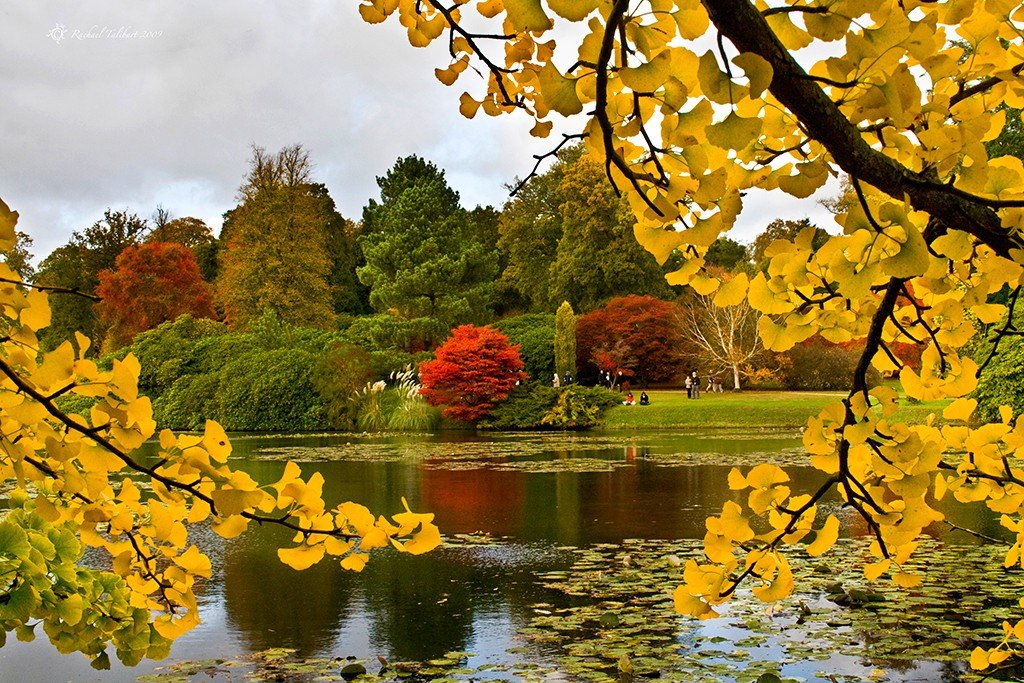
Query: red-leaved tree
97 242 216 348
576 295 687 384
419 325 526 422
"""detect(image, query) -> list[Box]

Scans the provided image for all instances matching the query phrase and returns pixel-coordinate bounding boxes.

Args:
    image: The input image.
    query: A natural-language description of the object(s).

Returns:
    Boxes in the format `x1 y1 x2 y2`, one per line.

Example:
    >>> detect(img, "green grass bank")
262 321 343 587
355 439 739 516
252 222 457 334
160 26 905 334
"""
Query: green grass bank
601 389 948 430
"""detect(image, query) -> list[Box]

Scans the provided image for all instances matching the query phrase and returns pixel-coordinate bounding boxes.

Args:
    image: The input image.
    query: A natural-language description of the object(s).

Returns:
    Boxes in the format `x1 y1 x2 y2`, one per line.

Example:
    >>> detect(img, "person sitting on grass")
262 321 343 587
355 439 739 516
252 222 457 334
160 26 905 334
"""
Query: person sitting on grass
623 392 635 406
639 391 650 406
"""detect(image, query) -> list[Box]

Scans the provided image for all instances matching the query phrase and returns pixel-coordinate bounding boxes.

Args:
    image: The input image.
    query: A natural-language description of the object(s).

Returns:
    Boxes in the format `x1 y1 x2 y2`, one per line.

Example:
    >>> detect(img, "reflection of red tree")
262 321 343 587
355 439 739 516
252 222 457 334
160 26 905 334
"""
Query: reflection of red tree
420 466 525 536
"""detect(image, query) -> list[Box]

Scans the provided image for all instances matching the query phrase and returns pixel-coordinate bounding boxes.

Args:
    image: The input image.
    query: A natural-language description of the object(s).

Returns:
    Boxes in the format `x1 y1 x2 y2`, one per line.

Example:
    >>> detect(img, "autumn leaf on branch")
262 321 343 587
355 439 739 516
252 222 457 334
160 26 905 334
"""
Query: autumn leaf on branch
362 0 1024 669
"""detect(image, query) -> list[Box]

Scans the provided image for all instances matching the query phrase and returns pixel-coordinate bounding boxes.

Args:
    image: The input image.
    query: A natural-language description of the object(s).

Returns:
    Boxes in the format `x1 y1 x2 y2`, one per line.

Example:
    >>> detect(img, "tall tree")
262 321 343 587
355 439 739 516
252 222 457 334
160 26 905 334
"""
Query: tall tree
498 147 672 312
311 183 367 315
553 301 577 379
217 145 336 330
367 1 1024 661
496 148 578 311
358 156 497 331
2 231 35 281
35 209 149 350
676 274 765 390
147 215 219 282
549 154 673 311
576 296 685 385
96 242 217 349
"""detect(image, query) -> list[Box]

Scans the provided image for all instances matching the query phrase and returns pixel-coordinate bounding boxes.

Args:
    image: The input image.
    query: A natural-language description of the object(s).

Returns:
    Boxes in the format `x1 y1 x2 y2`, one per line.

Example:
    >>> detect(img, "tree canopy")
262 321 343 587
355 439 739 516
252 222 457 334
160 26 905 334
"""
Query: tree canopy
363 0 1024 669
0 197 441 665
498 146 672 312
218 145 338 330
419 324 526 421
358 156 498 330
34 209 149 351
96 242 216 349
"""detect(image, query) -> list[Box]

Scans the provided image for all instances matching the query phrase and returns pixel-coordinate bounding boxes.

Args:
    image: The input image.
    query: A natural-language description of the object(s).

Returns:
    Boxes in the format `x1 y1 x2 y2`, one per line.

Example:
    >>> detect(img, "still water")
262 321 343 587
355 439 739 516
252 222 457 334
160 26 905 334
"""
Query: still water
0 431 1011 682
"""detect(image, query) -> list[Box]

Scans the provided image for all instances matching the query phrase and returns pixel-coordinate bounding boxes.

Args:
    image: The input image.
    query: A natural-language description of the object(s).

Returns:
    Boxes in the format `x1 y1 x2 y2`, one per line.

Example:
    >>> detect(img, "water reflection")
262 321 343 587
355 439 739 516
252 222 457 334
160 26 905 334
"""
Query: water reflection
0 431 1006 682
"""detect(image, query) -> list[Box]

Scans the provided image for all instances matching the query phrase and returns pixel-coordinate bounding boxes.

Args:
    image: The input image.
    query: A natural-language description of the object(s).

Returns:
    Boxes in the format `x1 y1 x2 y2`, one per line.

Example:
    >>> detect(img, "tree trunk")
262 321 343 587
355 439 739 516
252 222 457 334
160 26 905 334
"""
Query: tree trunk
732 363 741 391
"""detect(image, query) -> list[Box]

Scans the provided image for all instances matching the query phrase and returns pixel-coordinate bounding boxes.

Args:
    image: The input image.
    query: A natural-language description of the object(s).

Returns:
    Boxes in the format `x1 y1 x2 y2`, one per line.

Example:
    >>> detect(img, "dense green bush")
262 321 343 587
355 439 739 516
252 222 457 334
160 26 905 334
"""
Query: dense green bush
542 385 602 429
215 349 326 431
783 343 881 391
114 315 227 400
479 383 619 430
154 374 221 431
312 343 375 429
974 335 1024 421
343 314 448 353
493 314 555 381
478 383 559 429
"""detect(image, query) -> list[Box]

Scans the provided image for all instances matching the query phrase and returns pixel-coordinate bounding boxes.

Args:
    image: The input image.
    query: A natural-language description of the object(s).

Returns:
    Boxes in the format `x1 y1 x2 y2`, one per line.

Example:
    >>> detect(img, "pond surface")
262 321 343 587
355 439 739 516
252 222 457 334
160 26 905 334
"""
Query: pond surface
0 431 1017 682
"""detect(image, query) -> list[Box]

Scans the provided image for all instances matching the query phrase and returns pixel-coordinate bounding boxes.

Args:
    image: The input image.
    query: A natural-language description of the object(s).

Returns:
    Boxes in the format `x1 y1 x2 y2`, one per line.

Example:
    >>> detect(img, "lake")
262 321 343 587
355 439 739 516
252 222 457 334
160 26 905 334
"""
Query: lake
0 430 1015 682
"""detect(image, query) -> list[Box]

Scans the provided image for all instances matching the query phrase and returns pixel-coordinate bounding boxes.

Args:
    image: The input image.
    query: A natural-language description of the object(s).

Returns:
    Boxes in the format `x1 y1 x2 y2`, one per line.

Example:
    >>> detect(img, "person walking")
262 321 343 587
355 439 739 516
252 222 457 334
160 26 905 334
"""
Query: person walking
553 372 561 388
691 371 701 399
685 374 693 399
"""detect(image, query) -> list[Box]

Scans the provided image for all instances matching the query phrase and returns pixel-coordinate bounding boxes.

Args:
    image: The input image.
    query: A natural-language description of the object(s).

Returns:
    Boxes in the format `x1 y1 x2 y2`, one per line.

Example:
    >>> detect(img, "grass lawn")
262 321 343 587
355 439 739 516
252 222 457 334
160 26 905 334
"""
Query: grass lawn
602 389 950 430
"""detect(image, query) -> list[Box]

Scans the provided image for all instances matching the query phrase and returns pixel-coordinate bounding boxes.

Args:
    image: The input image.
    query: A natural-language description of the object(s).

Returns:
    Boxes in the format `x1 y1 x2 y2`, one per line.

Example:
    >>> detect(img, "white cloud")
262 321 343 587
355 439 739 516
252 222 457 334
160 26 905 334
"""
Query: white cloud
1 1 838 260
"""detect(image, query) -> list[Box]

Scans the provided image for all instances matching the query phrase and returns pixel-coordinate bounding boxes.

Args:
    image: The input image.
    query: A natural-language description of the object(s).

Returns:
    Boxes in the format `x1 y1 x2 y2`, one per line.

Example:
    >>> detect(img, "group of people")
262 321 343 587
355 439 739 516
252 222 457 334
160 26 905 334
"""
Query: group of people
551 372 576 388
684 370 724 398
622 391 649 406
551 367 723 400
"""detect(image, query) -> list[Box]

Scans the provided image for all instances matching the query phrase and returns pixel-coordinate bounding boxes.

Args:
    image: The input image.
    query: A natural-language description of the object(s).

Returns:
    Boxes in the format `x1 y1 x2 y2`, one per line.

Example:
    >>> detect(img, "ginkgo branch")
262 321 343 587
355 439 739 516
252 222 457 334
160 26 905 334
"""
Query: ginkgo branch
978 286 1023 375
0 277 101 302
0 356 360 541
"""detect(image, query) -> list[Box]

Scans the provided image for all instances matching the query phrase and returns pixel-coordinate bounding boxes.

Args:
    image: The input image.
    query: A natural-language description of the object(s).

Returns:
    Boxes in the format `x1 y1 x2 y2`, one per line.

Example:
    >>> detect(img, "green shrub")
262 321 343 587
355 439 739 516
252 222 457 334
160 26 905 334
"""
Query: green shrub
55 393 100 420
479 383 619 430
478 382 560 429
783 343 881 391
154 373 221 431
493 314 556 381
542 385 602 429
215 349 326 431
974 336 1024 421
312 343 375 429
114 314 227 400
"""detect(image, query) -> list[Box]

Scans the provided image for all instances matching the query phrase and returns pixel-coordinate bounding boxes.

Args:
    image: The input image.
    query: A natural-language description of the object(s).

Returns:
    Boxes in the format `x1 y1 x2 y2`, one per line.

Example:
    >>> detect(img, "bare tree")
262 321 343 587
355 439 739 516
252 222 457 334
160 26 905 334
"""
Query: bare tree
677 290 765 391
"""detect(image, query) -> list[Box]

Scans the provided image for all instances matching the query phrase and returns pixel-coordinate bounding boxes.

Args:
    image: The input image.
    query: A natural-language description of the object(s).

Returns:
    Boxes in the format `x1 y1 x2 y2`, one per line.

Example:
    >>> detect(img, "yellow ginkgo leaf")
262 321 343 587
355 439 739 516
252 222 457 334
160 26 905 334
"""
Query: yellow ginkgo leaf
536 62 582 116
0 197 17 251
341 552 370 572
732 52 773 99
942 397 977 422
712 272 749 307
805 515 840 557
546 0 598 22
620 51 673 93
690 274 720 296
503 0 552 32
278 543 326 571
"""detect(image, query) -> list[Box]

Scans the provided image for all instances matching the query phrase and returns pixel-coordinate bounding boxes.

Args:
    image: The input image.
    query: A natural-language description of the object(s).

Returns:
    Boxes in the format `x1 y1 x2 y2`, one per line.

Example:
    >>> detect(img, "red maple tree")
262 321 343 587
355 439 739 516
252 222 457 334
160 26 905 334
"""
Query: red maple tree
576 295 687 384
419 325 526 422
97 242 216 348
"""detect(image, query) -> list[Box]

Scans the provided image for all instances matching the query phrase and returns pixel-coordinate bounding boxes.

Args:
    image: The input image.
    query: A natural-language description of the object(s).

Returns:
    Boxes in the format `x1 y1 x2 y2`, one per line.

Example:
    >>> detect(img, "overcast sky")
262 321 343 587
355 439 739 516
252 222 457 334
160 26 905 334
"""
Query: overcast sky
1 1 838 262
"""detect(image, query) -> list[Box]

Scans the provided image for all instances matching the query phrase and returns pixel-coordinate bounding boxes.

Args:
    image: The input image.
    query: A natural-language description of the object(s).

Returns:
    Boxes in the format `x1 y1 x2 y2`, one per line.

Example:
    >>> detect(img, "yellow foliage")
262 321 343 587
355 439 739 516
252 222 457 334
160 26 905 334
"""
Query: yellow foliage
0 198 441 665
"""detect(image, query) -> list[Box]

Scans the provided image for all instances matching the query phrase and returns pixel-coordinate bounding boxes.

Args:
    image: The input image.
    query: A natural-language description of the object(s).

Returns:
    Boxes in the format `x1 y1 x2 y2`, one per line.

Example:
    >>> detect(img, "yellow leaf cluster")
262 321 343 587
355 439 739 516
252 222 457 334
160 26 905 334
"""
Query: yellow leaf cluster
0 199 442 663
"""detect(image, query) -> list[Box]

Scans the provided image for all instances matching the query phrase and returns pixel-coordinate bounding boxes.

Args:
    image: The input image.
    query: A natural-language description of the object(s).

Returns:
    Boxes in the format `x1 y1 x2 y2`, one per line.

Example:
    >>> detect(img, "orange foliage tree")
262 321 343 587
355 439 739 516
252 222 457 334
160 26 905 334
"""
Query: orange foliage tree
420 325 526 421
576 295 686 385
96 242 216 349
